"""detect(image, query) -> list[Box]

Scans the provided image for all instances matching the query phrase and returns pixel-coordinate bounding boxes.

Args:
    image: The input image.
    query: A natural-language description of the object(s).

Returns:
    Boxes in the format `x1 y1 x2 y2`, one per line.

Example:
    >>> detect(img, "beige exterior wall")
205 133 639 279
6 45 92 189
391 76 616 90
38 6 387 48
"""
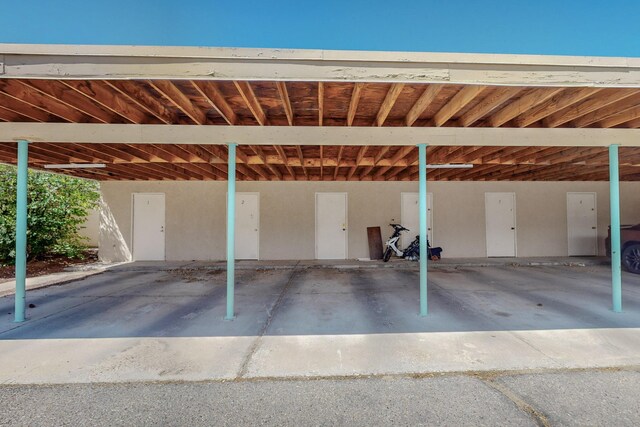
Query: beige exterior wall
99 181 640 262
78 208 100 247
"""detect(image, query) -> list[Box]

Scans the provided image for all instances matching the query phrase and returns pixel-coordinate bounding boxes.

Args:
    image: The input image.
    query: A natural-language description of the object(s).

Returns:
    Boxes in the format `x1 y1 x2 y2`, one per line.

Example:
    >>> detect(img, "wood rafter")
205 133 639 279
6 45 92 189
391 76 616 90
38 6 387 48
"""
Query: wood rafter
234 81 267 125
274 145 295 179
276 82 294 126
490 88 564 127
250 145 282 180
334 146 344 180
0 79 85 122
347 83 364 126
406 84 442 126
3 143 639 182
61 80 149 124
514 87 602 128
296 146 309 180
318 82 324 126
104 80 178 124
191 81 237 125
433 85 486 127
543 89 639 128
375 83 404 126
459 87 521 127
148 80 206 125
19 79 120 124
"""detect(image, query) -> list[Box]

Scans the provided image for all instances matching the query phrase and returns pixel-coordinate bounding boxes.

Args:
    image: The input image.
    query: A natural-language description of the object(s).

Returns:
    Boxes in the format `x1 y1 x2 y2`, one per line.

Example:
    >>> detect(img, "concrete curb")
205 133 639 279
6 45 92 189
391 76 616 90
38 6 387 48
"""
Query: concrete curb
108 259 610 273
0 269 106 298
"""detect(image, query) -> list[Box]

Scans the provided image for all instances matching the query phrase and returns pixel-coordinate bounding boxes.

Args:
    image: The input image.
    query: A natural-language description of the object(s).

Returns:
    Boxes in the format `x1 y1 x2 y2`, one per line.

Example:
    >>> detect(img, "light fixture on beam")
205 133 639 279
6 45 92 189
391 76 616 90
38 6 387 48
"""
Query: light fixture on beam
426 164 473 169
44 163 106 169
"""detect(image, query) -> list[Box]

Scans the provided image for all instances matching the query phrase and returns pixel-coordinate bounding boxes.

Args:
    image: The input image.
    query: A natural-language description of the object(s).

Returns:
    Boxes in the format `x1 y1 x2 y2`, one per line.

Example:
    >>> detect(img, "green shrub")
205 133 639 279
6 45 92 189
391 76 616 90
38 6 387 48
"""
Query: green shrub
0 165 100 264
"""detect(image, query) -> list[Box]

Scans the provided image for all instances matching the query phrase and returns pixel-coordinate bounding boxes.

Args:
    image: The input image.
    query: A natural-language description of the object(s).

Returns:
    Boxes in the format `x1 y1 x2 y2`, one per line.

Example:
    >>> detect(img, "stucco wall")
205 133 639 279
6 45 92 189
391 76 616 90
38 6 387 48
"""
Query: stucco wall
99 181 640 262
78 208 99 247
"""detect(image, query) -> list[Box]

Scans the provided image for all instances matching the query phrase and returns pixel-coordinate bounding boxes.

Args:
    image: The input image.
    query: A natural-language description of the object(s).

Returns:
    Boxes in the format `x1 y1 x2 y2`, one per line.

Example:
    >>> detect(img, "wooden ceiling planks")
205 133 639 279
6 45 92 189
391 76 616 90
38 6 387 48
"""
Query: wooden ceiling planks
1 78 640 181
5 78 632 131
1 142 639 182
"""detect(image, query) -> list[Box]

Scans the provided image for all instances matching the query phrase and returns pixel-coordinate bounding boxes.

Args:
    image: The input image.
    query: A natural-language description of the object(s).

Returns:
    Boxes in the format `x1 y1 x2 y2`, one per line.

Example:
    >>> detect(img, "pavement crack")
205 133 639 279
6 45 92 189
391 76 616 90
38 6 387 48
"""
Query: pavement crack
479 376 551 427
236 261 300 379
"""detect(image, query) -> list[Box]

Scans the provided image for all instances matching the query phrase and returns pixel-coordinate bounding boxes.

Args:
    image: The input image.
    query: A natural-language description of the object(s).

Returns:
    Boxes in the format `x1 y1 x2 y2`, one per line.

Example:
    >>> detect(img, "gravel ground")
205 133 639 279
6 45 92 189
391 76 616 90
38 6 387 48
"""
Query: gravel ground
1 368 638 426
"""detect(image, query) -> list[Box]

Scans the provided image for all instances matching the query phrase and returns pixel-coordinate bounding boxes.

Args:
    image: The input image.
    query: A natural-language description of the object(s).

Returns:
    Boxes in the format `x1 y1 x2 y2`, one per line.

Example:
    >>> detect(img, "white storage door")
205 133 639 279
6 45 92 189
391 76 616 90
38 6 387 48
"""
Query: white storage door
235 193 260 260
485 192 517 257
400 192 433 249
316 193 348 259
132 193 165 261
567 192 597 256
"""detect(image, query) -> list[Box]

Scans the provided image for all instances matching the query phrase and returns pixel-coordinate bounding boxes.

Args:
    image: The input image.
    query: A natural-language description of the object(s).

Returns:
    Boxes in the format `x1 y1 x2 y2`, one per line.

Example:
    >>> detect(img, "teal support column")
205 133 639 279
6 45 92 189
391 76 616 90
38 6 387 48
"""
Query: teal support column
14 140 29 323
225 143 237 320
609 144 622 313
418 143 428 316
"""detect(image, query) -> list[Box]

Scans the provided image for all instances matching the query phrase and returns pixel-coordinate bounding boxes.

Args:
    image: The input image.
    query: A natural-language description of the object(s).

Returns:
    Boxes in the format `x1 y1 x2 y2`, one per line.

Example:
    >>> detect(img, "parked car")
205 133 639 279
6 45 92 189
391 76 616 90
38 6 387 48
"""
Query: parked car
606 224 640 274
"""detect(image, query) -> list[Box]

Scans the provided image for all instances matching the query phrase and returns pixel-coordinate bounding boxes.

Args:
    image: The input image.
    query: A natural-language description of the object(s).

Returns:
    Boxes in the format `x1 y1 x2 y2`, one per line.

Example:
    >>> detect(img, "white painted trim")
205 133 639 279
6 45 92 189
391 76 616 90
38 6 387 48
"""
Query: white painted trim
485 192 517 257
4 123 640 147
566 192 598 256
2 44 638 67
131 192 166 261
2 44 640 87
315 192 348 260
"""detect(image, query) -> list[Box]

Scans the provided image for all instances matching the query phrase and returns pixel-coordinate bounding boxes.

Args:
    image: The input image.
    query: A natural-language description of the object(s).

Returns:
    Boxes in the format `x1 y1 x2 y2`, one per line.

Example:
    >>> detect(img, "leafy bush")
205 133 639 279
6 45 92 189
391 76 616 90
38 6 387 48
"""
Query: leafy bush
0 165 100 263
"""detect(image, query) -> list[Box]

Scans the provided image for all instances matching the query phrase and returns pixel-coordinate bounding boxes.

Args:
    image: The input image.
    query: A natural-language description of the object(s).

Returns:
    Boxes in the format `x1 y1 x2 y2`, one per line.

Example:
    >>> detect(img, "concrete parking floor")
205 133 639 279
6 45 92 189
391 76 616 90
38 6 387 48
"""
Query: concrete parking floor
0 263 639 384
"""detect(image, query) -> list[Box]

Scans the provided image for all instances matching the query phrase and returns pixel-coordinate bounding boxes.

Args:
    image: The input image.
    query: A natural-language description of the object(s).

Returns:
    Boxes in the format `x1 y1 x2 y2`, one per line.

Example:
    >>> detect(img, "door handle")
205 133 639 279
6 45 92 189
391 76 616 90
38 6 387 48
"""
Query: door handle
510 227 515 230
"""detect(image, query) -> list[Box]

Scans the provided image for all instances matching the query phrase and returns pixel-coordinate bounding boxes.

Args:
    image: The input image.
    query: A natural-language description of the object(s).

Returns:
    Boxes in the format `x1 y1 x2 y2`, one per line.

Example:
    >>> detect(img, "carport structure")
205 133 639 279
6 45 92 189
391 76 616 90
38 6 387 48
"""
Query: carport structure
1 44 640 321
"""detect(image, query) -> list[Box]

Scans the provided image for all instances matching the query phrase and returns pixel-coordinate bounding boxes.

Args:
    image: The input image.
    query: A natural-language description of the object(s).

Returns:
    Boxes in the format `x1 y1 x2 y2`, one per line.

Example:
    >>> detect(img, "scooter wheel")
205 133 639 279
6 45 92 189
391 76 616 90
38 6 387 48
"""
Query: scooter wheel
383 247 392 262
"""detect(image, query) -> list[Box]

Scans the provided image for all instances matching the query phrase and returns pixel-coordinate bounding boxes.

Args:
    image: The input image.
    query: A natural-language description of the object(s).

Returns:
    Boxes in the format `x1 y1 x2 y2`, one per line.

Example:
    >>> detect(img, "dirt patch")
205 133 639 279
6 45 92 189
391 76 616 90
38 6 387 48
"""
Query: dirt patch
0 249 98 280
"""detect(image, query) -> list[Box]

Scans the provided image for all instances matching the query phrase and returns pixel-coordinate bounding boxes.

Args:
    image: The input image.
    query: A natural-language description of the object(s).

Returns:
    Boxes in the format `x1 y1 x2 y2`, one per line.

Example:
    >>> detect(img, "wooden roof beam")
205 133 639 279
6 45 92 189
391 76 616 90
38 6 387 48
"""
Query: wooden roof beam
0 106 24 122
0 92 58 122
250 145 282 180
490 88 564 127
333 146 344 180
543 89 639 128
374 146 414 180
274 145 295 179
514 87 602 127
347 83 364 126
571 94 640 128
61 80 149 124
462 146 505 163
0 79 85 122
346 146 367 180
296 146 309 180
318 82 324 126
191 81 237 125
234 81 267 125
459 87 520 127
276 82 294 126
375 83 404 126
405 84 442 126
104 80 179 124
148 80 206 125
34 143 98 163
433 85 486 127
597 105 640 128
21 80 121 124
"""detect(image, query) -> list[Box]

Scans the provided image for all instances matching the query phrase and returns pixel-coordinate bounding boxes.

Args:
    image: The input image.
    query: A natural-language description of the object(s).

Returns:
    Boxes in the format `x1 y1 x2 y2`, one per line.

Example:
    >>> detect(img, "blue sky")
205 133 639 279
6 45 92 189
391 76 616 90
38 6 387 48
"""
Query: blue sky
1 1 638 56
